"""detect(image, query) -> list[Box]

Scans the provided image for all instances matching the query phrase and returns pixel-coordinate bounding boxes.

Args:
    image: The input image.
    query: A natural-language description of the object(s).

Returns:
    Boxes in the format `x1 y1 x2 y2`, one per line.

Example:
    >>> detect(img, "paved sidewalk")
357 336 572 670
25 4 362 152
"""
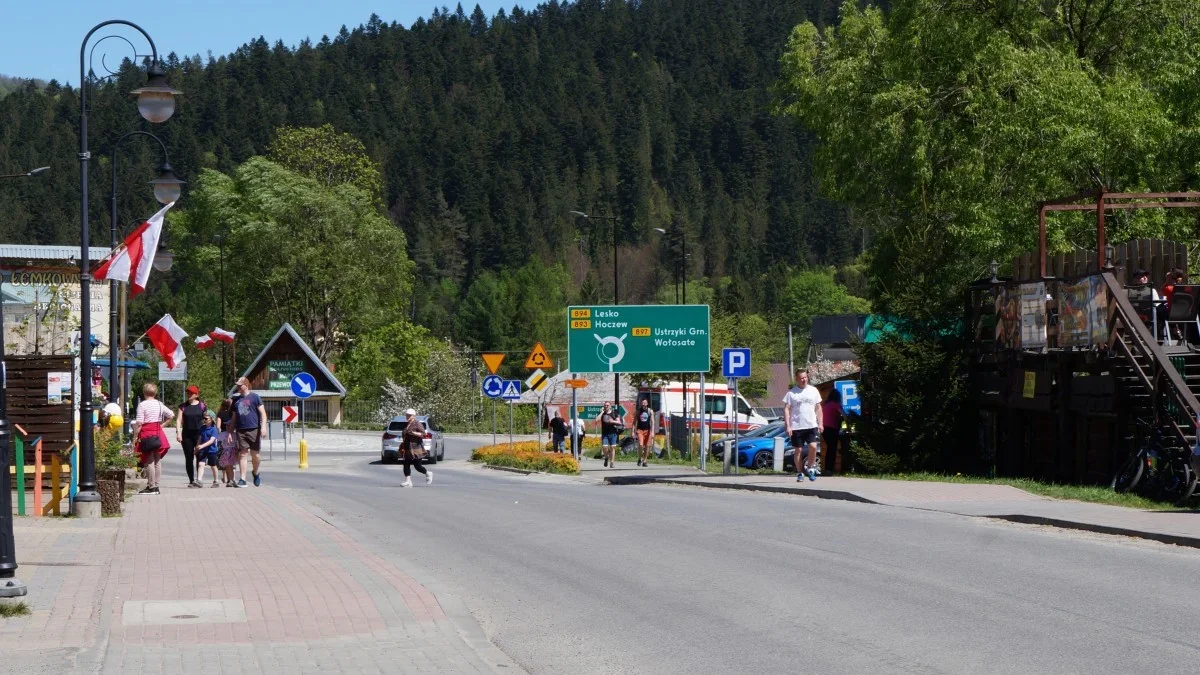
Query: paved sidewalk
604 472 1200 548
2 516 118 674
4 481 520 674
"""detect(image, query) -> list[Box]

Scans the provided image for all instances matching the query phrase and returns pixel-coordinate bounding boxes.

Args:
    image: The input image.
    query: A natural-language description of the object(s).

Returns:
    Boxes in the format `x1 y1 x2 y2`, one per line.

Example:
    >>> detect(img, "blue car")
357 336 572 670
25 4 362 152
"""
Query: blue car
710 422 813 471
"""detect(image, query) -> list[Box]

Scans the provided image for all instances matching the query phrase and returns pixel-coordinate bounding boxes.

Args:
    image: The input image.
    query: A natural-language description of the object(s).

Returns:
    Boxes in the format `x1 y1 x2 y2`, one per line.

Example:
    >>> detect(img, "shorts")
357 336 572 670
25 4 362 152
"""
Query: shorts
602 433 619 446
237 429 261 452
791 428 819 447
636 429 652 447
205 452 219 467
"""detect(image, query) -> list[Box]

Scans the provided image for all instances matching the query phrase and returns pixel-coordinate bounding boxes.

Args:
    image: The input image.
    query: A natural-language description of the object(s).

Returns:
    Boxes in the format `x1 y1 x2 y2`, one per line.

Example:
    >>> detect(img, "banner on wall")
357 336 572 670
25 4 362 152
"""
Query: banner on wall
995 286 1021 349
1019 282 1047 348
1055 275 1111 348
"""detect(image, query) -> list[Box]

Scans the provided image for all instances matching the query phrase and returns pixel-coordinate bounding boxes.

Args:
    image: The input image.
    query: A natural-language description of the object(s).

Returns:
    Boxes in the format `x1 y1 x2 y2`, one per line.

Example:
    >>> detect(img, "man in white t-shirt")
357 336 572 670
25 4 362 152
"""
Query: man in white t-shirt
783 368 823 482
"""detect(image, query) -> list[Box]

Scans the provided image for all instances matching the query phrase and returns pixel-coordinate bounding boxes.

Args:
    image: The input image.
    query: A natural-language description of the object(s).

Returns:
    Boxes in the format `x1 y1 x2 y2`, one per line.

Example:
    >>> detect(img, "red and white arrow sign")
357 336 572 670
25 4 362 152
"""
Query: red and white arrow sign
282 405 298 424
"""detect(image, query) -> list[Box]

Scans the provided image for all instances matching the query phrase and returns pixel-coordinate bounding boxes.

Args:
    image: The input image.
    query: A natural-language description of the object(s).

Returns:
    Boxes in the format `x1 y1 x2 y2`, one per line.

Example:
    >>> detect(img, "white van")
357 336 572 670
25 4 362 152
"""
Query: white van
637 380 769 433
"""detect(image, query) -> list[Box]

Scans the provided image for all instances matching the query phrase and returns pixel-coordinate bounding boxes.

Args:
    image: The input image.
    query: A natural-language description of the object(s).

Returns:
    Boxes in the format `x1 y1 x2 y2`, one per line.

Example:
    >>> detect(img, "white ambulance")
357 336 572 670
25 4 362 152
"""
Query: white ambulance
636 380 769 433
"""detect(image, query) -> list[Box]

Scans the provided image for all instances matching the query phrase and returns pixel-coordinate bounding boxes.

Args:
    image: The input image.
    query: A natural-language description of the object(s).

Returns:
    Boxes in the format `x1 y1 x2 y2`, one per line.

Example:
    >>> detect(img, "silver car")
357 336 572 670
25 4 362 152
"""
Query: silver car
381 415 445 464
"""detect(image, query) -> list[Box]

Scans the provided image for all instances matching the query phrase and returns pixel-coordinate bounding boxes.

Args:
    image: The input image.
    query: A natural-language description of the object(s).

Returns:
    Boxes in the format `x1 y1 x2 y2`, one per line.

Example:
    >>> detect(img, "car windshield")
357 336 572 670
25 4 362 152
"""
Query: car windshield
744 423 783 438
387 421 405 432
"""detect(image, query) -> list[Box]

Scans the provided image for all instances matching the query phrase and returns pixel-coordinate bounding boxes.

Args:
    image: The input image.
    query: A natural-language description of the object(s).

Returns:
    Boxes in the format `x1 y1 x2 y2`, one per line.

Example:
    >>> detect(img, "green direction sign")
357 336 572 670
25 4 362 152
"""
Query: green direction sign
268 360 305 390
567 305 710 374
575 405 626 419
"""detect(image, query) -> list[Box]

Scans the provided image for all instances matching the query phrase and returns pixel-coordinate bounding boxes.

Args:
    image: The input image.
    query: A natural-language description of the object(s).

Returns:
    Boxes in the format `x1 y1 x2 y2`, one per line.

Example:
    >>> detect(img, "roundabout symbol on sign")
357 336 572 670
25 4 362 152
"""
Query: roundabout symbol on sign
482 374 504 399
594 333 627 372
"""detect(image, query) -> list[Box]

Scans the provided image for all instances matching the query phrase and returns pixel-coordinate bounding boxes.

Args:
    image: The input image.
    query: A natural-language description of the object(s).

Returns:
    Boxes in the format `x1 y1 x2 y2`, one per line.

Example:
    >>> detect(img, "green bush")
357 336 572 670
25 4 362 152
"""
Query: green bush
94 428 137 471
844 441 901 474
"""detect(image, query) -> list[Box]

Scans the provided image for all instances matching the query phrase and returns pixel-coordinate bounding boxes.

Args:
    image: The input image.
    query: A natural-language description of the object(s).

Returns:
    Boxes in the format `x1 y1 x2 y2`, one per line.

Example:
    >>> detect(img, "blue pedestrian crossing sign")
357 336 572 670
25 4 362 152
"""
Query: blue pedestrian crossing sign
501 379 522 401
721 348 751 379
834 380 861 414
482 374 505 399
290 372 317 399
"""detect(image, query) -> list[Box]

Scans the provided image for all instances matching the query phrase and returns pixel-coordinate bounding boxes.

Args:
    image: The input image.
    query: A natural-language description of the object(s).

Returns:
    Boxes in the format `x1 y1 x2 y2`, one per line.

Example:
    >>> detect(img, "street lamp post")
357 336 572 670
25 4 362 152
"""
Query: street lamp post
215 232 228 392
0 165 50 599
76 20 180 518
571 210 621 409
109 131 184 430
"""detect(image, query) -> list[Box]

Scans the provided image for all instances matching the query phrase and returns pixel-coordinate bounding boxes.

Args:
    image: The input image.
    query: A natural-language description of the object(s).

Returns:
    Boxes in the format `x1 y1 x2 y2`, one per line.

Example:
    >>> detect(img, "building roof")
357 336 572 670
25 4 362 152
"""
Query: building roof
0 245 111 262
235 323 347 397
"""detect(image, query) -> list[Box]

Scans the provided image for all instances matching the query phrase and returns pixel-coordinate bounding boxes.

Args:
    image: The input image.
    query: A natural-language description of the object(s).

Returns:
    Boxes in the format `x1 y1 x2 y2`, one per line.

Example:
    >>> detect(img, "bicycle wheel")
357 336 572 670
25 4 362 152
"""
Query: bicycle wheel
1112 453 1144 493
1171 460 1198 506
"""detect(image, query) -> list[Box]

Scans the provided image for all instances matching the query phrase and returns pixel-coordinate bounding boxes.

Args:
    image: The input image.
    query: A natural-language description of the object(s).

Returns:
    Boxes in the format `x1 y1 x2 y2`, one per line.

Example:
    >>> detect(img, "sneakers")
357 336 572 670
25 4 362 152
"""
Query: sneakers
188 481 201 488
137 486 156 495
797 474 805 482
401 478 413 488
807 468 817 482
211 481 220 488
426 471 433 485
237 479 247 487
253 472 261 487
149 486 161 495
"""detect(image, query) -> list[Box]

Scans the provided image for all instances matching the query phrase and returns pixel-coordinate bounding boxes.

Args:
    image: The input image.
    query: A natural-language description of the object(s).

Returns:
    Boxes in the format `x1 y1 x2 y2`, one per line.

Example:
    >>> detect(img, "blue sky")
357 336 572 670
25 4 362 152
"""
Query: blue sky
1 1 514 84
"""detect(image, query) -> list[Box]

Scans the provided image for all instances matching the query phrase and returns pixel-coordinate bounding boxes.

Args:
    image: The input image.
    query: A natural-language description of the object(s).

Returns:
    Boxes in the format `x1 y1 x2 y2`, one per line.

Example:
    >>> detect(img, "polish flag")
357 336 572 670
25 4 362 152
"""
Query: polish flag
195 335 215 350
147 314 188 369
92 201 174 297
209 327 236 343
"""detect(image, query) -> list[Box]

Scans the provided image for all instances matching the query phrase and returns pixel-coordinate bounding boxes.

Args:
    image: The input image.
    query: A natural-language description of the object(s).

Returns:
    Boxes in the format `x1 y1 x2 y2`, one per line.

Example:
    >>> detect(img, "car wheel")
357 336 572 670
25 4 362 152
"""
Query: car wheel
753 451 773 470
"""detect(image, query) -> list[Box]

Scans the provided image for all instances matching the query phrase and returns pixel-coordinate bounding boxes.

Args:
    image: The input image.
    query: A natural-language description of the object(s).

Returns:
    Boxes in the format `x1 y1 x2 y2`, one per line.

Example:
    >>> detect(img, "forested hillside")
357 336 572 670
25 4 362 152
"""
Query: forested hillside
0 0 853 338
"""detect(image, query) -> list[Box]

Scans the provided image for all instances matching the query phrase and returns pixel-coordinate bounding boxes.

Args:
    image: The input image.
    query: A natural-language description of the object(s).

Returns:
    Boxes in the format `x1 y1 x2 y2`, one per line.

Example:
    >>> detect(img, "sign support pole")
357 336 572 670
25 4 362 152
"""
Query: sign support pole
537 396 543 451
698 372 705 472
571 376 578 459
733 378 740 476
492 399 496 446
508 401 514 448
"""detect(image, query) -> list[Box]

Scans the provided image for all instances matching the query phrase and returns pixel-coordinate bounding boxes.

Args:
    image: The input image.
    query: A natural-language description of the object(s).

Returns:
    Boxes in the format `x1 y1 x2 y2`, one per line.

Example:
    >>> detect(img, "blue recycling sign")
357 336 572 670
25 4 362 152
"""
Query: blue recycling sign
482 374 505 399
291 372 317 399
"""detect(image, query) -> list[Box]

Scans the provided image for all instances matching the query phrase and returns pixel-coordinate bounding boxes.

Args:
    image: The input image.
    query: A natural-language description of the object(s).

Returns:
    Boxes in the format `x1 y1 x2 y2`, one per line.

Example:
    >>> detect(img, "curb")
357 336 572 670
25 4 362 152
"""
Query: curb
987 514 1200 549
482 464 537 475
605 475 1200 549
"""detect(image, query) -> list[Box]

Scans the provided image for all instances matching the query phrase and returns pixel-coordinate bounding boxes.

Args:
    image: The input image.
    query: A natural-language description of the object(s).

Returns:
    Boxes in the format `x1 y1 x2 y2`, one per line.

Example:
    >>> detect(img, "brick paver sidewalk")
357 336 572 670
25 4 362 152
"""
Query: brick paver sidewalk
4 481 519 674
1 516 118 674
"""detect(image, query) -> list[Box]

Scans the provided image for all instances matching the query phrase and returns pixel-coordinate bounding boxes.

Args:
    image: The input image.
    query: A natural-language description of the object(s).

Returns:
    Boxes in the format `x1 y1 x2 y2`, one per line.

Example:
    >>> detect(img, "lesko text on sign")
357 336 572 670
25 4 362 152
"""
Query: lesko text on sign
566 305 710 374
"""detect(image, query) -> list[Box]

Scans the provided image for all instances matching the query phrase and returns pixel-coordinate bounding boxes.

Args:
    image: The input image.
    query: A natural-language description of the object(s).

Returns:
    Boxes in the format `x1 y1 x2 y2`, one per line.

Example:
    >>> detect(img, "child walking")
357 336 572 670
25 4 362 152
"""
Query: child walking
196 410 222 487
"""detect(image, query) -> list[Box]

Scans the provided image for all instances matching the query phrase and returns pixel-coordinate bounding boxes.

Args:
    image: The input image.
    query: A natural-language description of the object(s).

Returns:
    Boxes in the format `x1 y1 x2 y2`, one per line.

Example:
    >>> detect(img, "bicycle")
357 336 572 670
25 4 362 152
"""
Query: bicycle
1112 427 1197 505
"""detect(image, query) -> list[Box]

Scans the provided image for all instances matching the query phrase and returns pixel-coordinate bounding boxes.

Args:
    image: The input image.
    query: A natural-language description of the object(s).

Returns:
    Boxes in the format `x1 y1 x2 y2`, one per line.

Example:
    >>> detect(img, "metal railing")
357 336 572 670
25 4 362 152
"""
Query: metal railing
1102 272 1200 448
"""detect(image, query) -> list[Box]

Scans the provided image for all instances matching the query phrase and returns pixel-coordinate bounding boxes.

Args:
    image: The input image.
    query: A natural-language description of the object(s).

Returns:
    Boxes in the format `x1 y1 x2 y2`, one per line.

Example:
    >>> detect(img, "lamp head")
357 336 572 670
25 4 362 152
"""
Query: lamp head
569 210 589 219
149 162 185 205
131 63 181 124
27 166 50 177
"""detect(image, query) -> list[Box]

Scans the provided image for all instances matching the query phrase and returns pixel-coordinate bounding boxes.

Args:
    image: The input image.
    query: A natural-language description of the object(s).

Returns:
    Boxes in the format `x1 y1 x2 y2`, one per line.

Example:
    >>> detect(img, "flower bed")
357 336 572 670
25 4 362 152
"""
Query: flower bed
471 442 580 475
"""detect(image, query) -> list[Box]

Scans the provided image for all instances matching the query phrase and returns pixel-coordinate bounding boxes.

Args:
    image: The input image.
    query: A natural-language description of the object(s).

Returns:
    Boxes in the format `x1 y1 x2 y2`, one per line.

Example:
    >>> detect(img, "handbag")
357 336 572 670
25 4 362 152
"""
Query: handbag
138 433 162 454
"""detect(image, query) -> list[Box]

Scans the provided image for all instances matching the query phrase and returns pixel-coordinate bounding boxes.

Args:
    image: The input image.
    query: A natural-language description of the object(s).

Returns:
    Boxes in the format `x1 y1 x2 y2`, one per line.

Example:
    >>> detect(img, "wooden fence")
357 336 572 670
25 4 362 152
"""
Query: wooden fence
1010 239 1189 284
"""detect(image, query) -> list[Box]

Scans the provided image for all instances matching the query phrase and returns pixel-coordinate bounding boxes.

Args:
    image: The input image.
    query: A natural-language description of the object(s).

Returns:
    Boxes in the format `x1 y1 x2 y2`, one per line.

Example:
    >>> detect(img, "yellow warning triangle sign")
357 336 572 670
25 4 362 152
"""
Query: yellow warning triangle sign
524 342 552 369
481 353 505 374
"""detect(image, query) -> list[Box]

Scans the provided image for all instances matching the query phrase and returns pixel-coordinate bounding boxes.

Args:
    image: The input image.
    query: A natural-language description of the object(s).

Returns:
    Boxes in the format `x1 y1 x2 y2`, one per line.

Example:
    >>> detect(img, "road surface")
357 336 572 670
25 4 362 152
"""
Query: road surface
253 432 1200 674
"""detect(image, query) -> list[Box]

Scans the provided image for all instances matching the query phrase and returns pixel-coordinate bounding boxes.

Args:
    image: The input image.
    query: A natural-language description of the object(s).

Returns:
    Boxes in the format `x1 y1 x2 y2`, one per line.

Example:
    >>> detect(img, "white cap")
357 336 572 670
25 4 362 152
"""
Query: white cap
404 408 416 416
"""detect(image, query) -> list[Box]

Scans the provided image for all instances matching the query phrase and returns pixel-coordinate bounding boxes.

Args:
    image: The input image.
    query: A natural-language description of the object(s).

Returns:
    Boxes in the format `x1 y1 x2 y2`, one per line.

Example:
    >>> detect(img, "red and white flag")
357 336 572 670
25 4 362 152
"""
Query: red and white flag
209 327 236 344
92 201 174 297
147 314 188 369
194 335 215 350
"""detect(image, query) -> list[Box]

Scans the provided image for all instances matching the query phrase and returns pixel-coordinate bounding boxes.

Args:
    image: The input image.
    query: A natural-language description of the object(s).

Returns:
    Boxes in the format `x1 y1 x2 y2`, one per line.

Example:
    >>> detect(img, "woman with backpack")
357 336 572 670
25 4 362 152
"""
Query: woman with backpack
175 385 207 488
133 383 174 495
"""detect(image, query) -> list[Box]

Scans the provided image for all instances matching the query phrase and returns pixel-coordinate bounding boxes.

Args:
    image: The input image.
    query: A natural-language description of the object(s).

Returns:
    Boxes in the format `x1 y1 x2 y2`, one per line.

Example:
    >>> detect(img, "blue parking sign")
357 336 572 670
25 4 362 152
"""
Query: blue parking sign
721 348 751 379
834 380 861 414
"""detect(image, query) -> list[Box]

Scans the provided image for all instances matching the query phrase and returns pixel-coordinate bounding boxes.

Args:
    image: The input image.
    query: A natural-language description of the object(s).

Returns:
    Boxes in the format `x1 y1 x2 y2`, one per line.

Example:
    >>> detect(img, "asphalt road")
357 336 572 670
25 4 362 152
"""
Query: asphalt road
260 433 1200 674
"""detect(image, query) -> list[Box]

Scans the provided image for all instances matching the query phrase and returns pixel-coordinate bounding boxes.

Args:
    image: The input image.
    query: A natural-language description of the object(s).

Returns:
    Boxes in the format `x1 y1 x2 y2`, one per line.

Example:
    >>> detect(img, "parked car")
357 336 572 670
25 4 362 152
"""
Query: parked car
709 421 786 458
381 415 445 464
710 422 812 471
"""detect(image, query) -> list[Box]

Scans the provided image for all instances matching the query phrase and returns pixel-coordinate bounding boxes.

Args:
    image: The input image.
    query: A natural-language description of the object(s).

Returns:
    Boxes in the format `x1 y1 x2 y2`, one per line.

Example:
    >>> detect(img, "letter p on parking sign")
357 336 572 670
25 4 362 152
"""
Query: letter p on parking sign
721 347 751 379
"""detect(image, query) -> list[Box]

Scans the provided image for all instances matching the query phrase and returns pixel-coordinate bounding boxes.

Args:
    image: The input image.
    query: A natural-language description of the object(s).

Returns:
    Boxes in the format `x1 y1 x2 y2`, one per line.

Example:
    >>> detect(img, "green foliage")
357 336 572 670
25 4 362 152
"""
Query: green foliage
338 320 434 402
178 157 410 361
854 332 969 471
778 267 871 334
268 124 384 204
376 341 476 425
94 427 136 471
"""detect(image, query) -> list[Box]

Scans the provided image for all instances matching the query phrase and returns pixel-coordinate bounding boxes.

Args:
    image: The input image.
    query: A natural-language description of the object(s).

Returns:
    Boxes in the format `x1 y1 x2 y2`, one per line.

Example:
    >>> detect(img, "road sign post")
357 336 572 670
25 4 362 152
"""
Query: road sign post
721 348 750 476
698 372 706 472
